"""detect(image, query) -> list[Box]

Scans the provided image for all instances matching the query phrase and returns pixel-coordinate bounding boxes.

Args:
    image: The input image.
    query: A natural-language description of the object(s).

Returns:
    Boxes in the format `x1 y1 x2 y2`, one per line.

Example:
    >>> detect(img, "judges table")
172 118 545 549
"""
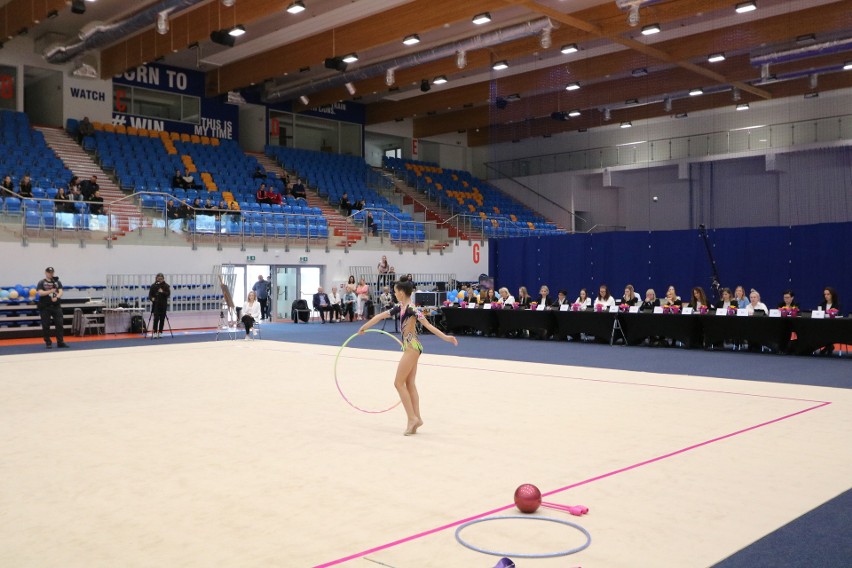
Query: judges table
439 307 849 355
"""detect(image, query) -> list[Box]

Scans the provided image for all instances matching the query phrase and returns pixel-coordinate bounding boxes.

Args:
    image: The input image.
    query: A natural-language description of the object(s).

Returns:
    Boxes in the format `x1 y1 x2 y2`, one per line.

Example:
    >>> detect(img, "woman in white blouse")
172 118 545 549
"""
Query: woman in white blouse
328 287 342 322
574 288 591 309
594 284 616 309
746 289 768 315
496 287 516 306
242 291 262 339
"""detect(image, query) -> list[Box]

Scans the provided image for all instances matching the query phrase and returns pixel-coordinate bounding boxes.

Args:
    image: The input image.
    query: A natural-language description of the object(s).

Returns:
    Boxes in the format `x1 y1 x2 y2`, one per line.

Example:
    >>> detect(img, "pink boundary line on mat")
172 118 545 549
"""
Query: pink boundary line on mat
313 400 831 568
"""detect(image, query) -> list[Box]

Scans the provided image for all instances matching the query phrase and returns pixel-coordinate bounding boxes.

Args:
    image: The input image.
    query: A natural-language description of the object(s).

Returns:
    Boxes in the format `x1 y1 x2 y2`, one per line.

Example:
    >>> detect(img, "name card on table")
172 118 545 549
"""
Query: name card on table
629 306 640 313
811 310 825 319
737 309 748 317
559 304 569 311
769 309 781 318
653 306 664 314
715 308 727 316
466 303 475 309
609 305 619 313
682 307 694 315
537 304 546 311
483 303 491 310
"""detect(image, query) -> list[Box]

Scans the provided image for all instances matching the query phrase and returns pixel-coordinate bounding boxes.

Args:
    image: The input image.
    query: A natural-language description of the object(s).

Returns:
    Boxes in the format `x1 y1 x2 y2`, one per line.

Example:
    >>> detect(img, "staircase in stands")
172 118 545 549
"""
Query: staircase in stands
34 126 143 237
251 152 363 249
378 168 484 244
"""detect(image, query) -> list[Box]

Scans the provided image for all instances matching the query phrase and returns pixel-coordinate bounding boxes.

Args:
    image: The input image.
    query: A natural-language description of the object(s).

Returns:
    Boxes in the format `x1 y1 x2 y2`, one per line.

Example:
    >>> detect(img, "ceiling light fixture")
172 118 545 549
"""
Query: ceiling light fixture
472 13 491 25
403 34 420 46
228 24 246 37
565 82 580 91
568 109 581 117
345 82 356 95
341 53 359 63
626 98 639 105
561 43 578 54
735 1 756 13
286 1 306 14
708 53 726 63
641 23 661 36
631 67 648 77
211 29 236 46
796 34 816 45
492 60 508 70
736 103 750 111
620 121 632 128
844 61 852 70
156 12 169 35
689 88 704 96
299 95 310 105
222 0 235 6
804 92 819 99
432 75 448 85
676 112 688 118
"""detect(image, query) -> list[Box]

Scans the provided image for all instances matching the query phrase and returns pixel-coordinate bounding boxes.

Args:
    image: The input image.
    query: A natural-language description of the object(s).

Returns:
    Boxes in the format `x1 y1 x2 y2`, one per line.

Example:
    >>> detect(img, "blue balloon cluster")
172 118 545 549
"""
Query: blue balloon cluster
447 290 459 303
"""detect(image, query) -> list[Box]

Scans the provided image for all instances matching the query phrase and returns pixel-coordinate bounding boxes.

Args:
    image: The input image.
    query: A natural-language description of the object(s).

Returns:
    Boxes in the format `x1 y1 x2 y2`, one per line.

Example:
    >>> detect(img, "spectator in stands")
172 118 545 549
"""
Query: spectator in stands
517 286 532 308
339 192 353 216
267 186 282 205
365 211 378 236
291 179 306 200
537 285 552 307
663 285 681 307
77 116 94 143
687 286 711 310
574 288 591 310
69 184 84 206
177 200 191 219
1 175 13 195
719 287 736 309
342 284 357 321
252 275 271 321
377 255 390 288
54 187 72 213
734 286 748 309
171 169 184 189
621 284 640 306
256 183 270 205
18 174 33 198
190 197 203 216
80 175 99 200
88 189 104 215
746 289 768 315
640 289 660 311
252 166 267 180
328 286 343 322
496 287 515 306
181 169 200 190
354 199 365 211
312 287 332 323
68 176 80 194
225 201 241 219
378 286 394 311
241 291 261 340
166 199 181 220
148 273 171 339
216 200 229 218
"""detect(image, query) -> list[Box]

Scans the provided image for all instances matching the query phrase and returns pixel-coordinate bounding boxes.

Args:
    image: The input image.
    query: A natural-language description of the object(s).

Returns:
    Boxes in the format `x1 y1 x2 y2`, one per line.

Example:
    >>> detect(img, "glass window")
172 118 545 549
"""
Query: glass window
123 86 200 124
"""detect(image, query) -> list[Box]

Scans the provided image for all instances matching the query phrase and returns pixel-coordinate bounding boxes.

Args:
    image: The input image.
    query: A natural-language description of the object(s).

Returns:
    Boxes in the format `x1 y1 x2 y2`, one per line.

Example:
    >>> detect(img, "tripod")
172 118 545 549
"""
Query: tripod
146 311 174 339
699 224 722 305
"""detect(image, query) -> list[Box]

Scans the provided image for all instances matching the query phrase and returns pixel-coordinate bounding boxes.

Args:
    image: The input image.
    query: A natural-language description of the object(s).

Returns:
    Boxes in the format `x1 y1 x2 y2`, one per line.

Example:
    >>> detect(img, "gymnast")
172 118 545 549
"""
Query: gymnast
358 277 458 436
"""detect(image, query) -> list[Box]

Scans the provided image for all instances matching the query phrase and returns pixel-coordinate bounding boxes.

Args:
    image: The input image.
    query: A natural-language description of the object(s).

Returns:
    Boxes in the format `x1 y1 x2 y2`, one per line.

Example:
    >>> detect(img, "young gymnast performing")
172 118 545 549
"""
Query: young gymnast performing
358 278 458 435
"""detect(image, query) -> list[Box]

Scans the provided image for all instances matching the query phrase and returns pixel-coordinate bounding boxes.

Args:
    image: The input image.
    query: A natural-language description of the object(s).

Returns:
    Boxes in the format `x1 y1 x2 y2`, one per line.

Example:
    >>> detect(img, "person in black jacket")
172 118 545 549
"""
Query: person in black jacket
312 287 332 323
148 273 171 338
36 267 68 349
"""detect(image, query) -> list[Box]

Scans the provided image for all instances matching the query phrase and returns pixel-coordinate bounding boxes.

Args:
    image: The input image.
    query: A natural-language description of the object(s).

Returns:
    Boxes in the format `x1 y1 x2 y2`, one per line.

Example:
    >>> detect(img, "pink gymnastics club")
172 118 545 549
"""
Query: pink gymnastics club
541 501 589 516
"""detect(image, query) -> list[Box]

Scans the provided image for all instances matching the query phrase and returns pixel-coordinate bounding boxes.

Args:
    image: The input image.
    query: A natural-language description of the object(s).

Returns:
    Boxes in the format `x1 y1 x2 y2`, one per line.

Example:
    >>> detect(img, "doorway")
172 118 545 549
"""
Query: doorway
272 266 322 320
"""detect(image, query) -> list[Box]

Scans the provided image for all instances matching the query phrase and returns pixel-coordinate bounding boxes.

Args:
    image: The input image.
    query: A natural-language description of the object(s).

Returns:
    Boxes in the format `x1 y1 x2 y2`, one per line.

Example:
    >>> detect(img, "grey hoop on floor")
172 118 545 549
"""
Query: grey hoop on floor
454 515 591 559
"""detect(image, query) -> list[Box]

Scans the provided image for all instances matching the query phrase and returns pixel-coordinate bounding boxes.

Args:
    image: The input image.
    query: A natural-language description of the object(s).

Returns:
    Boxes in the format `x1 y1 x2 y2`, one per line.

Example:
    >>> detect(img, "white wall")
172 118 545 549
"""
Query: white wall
0 240 489 290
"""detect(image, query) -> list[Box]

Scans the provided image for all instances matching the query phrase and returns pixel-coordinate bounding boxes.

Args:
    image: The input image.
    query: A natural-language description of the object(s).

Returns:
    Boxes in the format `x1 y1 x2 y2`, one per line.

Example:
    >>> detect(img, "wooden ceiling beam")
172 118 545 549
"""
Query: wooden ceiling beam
208 0 496 95
0 0 68 44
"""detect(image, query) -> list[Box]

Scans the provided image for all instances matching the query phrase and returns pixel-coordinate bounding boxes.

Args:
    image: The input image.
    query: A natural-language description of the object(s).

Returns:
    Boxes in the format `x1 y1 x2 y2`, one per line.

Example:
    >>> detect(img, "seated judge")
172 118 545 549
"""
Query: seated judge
496 287 515 307
734 285 749 309
553 289 571 309
687 286 712 310
640 289 660 311
594 284 616 310
621 284 639 306
719 287 737 310
816 287 841 355
777 289 798 310
746 289 768 315
574 288 591 310
516 286 532 308
663 285 682 307
477 288 497 306
537 285 552 308
312 287 332 323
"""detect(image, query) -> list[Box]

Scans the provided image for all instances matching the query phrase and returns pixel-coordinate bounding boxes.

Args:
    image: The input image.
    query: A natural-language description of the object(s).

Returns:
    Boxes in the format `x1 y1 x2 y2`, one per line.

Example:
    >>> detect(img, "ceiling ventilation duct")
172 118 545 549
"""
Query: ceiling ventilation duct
751 36 852 66
44 0 208 65
264 17 553 103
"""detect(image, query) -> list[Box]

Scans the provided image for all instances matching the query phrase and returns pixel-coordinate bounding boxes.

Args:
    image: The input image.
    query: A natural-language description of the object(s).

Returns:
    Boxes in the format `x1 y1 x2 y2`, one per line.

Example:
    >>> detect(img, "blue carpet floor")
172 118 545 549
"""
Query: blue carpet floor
2 320 849 566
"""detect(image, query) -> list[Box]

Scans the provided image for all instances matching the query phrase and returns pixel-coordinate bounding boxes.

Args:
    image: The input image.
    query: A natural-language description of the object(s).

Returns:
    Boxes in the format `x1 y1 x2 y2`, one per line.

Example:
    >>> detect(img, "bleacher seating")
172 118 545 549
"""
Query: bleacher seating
384 157 563 238
265 146 424 242
0 110 73 203
90 129 328 240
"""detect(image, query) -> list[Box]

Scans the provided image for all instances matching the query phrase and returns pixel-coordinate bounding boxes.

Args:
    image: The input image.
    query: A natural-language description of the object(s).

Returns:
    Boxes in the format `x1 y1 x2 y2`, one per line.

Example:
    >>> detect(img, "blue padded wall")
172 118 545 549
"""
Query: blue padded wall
488 222 852 310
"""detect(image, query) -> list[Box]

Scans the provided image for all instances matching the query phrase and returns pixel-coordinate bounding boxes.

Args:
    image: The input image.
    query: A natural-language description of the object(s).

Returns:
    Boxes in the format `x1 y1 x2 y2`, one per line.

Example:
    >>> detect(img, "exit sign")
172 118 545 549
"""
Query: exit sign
246 256 256 261
299 256 308 263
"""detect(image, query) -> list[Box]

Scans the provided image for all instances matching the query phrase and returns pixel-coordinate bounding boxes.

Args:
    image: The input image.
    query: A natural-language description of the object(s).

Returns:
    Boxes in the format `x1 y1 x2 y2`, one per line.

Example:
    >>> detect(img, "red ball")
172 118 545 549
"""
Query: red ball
514 483 542 514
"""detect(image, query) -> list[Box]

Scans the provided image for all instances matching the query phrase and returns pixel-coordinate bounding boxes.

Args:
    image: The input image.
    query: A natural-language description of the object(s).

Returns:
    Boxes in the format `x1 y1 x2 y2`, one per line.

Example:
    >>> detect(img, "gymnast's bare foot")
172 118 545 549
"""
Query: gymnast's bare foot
411 417 424 434
404 418 422 436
